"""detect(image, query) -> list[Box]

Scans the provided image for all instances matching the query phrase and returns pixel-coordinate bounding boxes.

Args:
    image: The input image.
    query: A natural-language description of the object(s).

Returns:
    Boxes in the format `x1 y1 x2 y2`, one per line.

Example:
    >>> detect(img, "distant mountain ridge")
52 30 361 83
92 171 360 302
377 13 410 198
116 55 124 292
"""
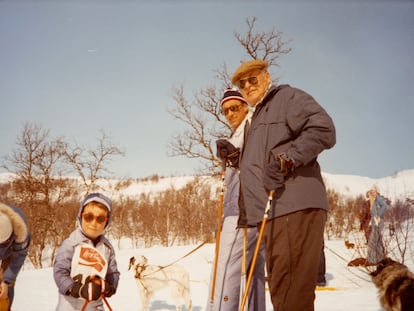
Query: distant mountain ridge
322 169 414 201
1 169 413 202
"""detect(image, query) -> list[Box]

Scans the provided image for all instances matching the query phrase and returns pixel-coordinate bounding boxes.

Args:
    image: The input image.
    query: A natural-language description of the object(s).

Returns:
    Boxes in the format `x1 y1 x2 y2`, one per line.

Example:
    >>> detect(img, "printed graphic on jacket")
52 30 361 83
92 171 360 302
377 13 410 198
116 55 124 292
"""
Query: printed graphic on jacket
70 244 108 282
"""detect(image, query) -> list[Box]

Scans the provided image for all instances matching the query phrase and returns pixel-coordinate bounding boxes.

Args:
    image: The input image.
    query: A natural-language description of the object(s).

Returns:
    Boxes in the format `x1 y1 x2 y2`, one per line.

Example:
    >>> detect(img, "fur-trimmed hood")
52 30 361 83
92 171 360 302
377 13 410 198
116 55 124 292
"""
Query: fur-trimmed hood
0 203 29 243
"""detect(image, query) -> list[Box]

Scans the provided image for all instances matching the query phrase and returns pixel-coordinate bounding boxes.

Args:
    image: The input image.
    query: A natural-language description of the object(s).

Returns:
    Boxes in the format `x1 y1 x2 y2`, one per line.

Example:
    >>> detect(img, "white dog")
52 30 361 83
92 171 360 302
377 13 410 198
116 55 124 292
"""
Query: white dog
128 255 192 311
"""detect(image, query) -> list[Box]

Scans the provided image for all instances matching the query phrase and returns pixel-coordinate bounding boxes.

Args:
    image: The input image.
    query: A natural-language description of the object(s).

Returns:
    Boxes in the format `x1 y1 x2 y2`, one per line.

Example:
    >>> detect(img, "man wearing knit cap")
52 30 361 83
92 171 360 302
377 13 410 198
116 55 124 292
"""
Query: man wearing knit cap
0 203 31 311
232 59 336 311
208 88 265 311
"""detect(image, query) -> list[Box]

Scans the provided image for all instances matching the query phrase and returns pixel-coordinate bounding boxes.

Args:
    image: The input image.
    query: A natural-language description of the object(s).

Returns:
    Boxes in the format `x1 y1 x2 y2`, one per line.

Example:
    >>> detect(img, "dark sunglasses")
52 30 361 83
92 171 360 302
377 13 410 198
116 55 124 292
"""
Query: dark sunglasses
238 76 259 89
82 213 107 224
222 103 243 116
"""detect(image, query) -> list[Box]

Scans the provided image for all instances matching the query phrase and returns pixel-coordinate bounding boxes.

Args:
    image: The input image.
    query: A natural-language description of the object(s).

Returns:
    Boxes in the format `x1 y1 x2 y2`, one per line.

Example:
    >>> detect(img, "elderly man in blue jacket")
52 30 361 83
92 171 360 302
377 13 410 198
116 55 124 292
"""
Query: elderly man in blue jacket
231 59 336 311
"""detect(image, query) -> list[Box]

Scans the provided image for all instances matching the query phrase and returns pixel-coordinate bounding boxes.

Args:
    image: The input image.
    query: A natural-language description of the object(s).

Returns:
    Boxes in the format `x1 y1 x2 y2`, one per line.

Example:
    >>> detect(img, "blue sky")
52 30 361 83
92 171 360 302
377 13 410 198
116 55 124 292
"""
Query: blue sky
1 0 413 179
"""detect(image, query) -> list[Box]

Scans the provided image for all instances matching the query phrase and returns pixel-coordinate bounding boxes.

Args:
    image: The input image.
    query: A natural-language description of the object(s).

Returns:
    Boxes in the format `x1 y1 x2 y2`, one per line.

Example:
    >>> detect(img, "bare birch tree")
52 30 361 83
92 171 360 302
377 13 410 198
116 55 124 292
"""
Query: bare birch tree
1 122 70 267
64 129 125 193
1 123 125 266
167 17 292 174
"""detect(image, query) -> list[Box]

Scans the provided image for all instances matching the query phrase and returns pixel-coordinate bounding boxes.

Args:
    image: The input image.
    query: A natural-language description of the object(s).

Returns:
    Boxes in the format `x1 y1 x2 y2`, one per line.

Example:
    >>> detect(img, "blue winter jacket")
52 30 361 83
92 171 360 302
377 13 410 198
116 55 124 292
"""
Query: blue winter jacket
370 195 388 226
239 84 336 225
0 203 31 284
53 228 120 311
222 116 248 219
53 194 120 311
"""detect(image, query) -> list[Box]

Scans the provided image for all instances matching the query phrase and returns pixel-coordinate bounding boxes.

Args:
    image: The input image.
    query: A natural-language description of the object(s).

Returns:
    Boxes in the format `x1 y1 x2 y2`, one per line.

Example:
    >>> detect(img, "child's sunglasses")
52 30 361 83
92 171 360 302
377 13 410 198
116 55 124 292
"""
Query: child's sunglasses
82 213 107 224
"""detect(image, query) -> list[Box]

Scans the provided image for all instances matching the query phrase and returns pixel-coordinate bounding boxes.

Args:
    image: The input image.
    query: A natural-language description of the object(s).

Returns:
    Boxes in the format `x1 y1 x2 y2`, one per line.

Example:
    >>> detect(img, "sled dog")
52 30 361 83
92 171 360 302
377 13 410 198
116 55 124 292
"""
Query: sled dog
370 258 414 311
128 255 192 311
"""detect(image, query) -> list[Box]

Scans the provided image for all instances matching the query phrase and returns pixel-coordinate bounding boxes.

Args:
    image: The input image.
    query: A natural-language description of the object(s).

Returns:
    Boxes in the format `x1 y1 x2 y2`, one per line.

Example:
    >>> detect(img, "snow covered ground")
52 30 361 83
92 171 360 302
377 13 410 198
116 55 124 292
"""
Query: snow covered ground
11 237 408 311
4 169 414 310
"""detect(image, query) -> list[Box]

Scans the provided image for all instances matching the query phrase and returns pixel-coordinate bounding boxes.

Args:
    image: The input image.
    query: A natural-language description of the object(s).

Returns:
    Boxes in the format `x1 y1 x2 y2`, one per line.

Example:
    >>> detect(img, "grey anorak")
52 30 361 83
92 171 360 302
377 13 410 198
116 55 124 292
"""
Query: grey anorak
239 84 336 226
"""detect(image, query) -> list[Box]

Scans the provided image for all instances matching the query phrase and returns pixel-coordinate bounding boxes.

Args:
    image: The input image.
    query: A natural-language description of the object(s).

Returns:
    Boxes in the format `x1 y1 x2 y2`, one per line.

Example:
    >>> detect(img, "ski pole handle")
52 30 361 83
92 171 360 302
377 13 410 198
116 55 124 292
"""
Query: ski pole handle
264 191 274 217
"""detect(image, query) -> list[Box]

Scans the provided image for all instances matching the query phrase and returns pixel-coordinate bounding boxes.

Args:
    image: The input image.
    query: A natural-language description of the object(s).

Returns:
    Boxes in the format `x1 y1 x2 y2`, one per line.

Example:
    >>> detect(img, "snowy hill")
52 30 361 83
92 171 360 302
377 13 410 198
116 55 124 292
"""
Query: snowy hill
2 169 413 202
322 169 414 201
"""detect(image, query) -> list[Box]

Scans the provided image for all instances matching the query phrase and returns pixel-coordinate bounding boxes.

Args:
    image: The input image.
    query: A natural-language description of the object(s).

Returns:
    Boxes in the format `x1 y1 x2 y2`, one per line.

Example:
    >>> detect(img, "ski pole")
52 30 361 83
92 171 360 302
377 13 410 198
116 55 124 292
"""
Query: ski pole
0 297 10 311
81 275 97 311
102 295 113 311
209 167 226 310
239 227 248 311
80 279 95 311
80 295 113 311
239 191 274 311
81 299 89 311
80 276 114 311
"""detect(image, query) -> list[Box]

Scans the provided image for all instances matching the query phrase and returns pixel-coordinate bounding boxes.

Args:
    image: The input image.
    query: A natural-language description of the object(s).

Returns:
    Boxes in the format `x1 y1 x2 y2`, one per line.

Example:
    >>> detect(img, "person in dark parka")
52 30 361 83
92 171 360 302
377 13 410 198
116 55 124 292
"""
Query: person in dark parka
0 203 31 311
231 59 336 311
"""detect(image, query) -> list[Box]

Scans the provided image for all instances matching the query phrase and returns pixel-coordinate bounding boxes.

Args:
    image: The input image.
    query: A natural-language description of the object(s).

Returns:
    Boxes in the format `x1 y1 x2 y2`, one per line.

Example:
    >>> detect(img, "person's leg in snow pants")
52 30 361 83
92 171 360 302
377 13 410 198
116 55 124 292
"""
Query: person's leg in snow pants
264 208 326 311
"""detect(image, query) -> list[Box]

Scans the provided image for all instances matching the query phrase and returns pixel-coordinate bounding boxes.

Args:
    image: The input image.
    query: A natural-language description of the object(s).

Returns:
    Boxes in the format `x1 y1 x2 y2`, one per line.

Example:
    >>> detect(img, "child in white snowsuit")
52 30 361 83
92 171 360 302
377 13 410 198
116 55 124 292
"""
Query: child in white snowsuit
53 193 120 311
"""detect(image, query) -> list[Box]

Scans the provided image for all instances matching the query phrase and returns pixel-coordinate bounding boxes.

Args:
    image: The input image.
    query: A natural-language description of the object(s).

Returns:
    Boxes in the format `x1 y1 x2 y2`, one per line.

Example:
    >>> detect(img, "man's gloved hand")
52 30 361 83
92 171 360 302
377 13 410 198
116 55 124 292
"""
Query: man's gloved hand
277 152 295 176
263 160 285 194
79 276 102 301
216 139 240 167
101 280 116 297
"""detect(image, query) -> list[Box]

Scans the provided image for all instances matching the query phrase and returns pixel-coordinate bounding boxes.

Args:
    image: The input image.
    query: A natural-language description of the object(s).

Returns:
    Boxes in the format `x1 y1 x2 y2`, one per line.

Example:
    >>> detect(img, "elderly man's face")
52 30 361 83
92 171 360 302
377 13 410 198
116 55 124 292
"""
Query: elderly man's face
238 70 271 107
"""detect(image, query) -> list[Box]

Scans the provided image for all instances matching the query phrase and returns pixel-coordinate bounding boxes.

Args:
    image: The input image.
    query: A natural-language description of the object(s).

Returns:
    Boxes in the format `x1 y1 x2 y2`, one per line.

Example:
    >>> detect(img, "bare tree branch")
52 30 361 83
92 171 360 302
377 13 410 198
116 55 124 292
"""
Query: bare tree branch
167 17 292 174
64 129 125 193
234 17 292 68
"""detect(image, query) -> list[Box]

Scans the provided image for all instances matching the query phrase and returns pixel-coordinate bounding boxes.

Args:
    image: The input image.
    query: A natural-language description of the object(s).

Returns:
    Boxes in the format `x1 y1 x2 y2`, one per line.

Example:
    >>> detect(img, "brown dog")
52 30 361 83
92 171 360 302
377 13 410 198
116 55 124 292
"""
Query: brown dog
344 240 355 249
370 258 414 311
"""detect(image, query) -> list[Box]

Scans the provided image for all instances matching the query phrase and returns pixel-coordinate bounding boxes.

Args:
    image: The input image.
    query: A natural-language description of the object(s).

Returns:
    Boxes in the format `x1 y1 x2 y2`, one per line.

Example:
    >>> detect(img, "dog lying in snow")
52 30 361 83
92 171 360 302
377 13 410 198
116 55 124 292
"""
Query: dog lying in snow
128 255 192 311
370 258 414 311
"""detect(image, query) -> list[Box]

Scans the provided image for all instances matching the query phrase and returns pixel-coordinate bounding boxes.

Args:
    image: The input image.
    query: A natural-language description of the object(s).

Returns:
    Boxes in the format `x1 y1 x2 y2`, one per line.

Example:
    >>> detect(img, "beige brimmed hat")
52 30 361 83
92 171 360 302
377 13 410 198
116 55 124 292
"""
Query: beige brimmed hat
231 59 268 86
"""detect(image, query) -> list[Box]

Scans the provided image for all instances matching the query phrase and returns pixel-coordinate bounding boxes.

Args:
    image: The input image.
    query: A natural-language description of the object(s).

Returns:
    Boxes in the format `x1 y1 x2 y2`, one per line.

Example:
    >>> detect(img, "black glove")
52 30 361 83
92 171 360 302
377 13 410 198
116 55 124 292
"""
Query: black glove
69 279 82 298
79 275 102 301
101 280 116 297
216 139 240 168
263 160 285 193
278 152 295 176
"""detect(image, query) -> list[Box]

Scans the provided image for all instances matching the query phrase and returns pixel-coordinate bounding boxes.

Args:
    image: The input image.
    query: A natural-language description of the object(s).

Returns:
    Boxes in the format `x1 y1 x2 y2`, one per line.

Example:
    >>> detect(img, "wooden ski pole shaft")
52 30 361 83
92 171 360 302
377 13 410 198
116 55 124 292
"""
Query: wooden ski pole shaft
239 227 248 311
81 277 96 311
81 299 89 311
239 191 273 311
209 169 226 310
102 295 113 311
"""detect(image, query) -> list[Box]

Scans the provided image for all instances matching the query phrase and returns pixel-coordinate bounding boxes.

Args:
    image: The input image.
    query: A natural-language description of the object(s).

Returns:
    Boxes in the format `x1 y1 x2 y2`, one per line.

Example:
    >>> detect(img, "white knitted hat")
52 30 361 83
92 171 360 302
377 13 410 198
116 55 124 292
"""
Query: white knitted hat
0 212 13 243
